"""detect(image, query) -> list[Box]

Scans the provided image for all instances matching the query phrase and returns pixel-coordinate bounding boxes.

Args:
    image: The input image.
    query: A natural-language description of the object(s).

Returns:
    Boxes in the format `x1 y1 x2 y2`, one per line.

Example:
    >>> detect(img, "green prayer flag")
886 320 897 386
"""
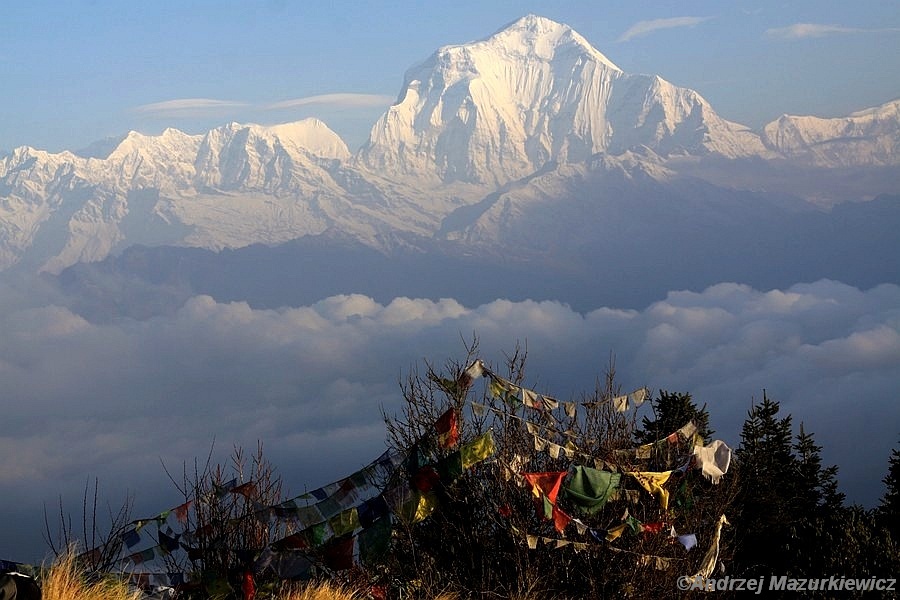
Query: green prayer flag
461 431 496 470
564 466 622 515
625 514 642 532
489 379 522 409
359 516 392 566
436 451 463 482
542 495 554 520
308 521 331 546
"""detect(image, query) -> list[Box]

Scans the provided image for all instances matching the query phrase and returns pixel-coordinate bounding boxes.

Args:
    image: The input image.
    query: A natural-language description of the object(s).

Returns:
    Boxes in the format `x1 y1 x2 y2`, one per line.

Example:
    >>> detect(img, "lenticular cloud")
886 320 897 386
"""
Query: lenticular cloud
1 280 898 561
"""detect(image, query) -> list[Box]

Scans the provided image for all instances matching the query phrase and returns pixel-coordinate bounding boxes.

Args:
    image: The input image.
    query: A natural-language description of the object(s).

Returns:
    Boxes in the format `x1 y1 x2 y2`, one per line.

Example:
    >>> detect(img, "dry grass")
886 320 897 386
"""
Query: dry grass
41 552 142 600
278 579 362 600
37 553 541 600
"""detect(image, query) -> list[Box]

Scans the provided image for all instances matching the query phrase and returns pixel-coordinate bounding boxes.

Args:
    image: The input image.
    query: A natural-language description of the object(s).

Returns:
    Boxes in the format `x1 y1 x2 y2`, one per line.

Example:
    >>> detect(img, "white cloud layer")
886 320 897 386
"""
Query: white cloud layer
265 94 395 110
133 98 250 117
1 280 898 562
766 23 900 39
617 17 712 42
132 94 393 119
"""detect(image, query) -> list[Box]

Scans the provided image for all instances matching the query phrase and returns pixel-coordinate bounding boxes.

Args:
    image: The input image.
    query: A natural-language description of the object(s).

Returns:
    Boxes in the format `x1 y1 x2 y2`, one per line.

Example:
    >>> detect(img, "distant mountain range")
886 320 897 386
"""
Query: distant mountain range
1 15 898 314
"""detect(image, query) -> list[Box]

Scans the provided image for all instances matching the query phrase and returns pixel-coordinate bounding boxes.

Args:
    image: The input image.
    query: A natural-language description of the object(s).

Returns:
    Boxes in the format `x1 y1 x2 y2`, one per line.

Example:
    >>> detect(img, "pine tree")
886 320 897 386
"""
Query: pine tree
636 390 712 445
732 391 798 577
878 440 900 542
794 423 845 514
728 394 900 593
789 424 849 580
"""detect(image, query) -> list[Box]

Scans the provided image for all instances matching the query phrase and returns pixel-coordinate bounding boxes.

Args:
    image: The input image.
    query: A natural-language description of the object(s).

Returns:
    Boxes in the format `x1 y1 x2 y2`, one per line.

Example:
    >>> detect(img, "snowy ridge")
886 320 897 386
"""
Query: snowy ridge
0 15 898 274
92 128 202 193
762 99 900 166
194 119 349 193
0 118 357 272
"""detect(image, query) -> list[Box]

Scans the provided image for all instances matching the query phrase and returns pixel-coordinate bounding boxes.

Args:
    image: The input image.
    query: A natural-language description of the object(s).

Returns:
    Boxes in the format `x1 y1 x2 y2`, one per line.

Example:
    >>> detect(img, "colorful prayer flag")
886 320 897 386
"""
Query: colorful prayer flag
359 516 392 566
523 472 567 505
329 507 360 537
565 466 621 515
552 505 571 533
626 470 674 510
322 535 356 571
461 431 496 469
678 533 698 551
173 500 192 524
435 408 460 448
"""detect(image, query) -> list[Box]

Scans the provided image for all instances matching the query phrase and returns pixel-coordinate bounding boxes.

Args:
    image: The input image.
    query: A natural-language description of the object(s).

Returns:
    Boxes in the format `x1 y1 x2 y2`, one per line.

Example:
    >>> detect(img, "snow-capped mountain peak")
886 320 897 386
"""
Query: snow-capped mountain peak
193 118 349 192
487 14 621 70
356 14 765 186
105 128 201 161
259 119 351 160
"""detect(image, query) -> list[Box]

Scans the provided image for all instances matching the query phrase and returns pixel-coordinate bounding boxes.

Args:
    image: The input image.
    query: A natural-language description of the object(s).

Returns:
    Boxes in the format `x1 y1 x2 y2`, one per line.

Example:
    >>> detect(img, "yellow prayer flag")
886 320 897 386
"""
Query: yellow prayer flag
626 471 673 510
413 492 437 523
391 487 438 525
400 491 437 524
328 507 360 537
521 388 538 408
461 431 496 470
606 523 628 542
549 442 562 459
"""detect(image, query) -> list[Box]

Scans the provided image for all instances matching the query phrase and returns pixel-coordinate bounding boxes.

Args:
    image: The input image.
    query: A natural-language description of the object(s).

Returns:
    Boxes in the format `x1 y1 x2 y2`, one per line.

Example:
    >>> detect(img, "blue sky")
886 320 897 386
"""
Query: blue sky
2 0 898 153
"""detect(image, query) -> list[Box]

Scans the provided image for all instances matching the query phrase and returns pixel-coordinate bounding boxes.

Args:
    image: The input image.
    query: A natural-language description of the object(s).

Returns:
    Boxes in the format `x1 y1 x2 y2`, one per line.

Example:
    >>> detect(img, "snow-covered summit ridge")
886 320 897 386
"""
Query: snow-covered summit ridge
0 117 354 272
762 98 900 166
356 14 766 185
480 14 621 70
193 119 350 191
0 118 349 190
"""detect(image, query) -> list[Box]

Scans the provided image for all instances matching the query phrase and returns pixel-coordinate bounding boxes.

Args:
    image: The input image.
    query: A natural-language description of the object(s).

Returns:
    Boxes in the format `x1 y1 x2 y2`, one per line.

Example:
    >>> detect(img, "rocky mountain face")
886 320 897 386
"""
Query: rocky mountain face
0 15 897 275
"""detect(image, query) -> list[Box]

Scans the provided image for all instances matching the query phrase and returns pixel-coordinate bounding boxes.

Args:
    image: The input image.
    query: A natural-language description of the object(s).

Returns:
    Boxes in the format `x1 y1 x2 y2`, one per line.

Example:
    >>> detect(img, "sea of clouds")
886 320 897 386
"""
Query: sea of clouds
2 278 898 562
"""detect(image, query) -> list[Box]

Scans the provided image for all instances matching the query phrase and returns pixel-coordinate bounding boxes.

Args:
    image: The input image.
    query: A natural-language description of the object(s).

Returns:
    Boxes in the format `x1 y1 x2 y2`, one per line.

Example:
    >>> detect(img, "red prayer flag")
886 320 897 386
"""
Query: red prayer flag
231 482 257 498
523 472 567 505
552 505 572 533
173 500 193 524
642 522 664 535
412 466 441 492
242 571 256 600
435 408 459 448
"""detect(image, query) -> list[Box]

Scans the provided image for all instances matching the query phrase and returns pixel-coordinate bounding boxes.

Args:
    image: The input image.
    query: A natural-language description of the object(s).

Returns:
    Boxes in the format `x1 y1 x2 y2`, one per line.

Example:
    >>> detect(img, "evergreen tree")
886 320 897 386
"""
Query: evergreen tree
636 390 712 445
789 424 849 582
793 423 845 515
732 392 798 577
878 440 900 542
732 394 900 597
833 504 900 583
